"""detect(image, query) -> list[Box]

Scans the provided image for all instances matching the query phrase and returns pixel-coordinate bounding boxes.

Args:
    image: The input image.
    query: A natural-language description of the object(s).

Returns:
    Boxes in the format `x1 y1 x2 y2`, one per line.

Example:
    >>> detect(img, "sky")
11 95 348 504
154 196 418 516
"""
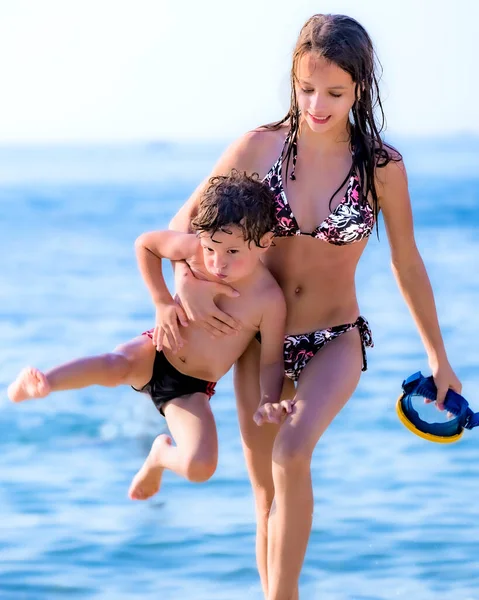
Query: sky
0 0 477 143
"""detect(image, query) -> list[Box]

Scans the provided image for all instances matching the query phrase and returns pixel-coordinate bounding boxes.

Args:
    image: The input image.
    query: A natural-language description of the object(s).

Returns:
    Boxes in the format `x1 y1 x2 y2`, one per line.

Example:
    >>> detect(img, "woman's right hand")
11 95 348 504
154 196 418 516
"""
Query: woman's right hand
175 266 242 336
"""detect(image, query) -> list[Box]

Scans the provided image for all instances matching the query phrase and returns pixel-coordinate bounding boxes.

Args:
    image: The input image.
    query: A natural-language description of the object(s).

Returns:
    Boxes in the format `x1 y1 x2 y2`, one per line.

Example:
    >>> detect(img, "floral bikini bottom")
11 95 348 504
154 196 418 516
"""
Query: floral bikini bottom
256 316 373 382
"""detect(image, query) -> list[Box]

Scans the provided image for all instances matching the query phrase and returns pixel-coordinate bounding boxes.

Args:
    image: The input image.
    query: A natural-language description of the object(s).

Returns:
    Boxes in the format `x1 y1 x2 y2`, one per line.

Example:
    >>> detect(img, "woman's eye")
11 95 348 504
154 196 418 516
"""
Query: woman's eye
300 88 314 94
228 249 238 254
330 93 342 98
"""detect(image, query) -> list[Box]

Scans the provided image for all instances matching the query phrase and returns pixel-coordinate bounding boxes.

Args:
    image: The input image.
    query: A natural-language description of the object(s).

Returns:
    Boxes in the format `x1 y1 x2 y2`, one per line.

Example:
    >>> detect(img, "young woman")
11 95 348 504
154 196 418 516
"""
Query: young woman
159 14 461 600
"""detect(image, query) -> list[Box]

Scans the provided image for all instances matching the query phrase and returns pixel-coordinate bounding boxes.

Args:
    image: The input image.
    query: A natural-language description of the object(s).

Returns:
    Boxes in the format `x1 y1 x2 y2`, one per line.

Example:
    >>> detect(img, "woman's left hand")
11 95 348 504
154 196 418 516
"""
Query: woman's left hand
428 359 462 410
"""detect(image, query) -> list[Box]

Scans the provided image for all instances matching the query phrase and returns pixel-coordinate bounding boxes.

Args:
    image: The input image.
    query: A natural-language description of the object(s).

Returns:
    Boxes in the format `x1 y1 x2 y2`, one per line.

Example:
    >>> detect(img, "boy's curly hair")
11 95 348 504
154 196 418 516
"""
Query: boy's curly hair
191 170 276 247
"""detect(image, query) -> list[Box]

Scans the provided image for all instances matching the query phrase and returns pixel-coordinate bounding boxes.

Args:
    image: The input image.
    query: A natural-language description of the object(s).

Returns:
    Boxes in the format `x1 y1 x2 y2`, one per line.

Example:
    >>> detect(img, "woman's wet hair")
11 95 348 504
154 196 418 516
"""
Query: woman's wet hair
264 13 401 231
192 170 276 247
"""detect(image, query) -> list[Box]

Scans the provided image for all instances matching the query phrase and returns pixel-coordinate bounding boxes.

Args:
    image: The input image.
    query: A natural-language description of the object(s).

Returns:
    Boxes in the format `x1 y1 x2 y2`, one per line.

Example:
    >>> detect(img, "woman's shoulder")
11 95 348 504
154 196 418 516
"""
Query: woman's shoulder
374 145 408 203
223 124 289 177
373 140 406 182
246 121 289 141
374 139 403 166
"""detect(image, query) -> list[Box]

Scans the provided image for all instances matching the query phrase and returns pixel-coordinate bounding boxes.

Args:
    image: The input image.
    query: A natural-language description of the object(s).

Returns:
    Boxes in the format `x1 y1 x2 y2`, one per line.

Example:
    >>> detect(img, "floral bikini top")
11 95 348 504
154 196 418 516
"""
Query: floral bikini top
263 133 375 246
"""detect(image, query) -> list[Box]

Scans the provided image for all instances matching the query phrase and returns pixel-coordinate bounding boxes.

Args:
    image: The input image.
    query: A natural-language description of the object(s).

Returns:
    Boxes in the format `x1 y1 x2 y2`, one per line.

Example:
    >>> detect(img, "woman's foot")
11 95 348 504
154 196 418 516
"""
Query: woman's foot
8 367 51 402
128 434 172 500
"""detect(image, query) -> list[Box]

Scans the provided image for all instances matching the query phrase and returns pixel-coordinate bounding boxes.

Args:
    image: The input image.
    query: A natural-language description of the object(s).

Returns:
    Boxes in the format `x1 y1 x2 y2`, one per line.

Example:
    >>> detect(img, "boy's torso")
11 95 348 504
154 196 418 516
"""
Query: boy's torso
162 260 278 382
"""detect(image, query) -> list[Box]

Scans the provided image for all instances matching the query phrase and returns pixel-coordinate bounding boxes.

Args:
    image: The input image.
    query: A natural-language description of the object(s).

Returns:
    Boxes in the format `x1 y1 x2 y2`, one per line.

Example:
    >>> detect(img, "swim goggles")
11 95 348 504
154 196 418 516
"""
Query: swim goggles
396 371 479 443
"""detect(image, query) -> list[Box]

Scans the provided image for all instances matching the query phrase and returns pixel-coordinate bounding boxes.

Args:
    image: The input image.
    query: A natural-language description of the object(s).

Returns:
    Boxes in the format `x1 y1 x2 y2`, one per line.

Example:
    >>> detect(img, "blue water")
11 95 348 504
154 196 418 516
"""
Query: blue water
1 138 479 600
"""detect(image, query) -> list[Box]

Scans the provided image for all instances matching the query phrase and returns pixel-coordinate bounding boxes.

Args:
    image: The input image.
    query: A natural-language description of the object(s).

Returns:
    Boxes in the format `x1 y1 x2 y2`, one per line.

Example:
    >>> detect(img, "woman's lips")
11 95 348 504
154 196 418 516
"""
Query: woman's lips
308 113 331 125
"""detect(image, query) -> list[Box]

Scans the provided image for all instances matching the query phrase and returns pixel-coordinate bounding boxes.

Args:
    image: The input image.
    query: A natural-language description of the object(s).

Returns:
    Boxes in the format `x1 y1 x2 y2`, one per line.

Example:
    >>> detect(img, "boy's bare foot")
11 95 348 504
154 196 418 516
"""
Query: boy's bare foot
128 434 172 500
8 367 51 402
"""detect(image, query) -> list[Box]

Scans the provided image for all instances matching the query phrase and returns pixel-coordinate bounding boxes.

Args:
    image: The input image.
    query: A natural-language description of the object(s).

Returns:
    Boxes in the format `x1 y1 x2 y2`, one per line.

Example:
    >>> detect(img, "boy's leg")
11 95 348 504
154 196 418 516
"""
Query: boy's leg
8 335 156 402
129 392 218 500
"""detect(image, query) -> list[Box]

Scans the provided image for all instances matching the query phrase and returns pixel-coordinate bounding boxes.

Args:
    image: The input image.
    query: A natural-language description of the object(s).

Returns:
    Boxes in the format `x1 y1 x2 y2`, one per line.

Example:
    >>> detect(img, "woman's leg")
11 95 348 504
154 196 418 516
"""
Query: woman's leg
267 328 363 600
8 335 156 402
128 392 218 499
233 340 296 598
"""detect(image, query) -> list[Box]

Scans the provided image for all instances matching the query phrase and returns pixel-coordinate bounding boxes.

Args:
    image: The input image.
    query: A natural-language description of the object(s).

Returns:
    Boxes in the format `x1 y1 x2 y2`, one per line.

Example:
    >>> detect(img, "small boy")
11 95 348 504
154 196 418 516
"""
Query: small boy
8 171 291 500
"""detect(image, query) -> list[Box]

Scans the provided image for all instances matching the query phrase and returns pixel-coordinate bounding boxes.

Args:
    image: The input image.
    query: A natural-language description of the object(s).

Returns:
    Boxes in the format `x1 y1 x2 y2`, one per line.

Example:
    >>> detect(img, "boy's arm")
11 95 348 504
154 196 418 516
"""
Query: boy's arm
134 231 199 352
257 286 287 408
136 230 199 263
134 230 199 304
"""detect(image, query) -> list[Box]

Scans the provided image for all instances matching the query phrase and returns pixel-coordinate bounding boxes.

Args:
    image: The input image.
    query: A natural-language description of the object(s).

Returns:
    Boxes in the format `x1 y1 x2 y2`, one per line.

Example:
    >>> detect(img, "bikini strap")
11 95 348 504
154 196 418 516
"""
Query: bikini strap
288 134 298 181
356 316 374 372
275 130 298 181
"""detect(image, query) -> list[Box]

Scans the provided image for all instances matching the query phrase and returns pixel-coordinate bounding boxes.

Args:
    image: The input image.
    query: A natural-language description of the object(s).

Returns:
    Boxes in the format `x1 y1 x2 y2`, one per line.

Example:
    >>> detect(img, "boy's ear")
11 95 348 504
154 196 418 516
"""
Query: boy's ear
259 231 274 249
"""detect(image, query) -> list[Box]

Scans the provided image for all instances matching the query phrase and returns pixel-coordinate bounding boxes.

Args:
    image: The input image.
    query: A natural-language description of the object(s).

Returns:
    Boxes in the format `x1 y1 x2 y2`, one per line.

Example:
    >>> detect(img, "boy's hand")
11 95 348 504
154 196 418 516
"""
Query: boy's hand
253 400 295 426
153 300 188 353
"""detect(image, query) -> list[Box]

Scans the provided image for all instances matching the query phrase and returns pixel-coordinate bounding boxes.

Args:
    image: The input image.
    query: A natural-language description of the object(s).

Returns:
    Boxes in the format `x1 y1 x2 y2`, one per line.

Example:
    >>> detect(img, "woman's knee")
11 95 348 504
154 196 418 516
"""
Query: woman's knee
254 487 275 524
272 432 313 472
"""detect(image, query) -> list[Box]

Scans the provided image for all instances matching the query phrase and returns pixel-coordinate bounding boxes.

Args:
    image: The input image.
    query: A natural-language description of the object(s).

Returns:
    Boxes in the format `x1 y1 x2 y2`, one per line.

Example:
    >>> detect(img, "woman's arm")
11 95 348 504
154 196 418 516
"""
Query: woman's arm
169 130 269 232
378 159 461 407
169 130 277 336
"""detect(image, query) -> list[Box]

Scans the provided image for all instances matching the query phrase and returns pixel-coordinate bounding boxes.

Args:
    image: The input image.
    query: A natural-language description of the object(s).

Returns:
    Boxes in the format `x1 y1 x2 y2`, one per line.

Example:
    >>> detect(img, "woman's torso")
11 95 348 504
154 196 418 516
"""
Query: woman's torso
252 125 374 334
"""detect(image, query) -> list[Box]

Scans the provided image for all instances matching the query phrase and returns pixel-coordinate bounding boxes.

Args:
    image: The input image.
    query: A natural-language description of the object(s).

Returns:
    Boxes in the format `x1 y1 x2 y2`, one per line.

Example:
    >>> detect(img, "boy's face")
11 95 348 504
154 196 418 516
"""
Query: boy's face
199 225 271 283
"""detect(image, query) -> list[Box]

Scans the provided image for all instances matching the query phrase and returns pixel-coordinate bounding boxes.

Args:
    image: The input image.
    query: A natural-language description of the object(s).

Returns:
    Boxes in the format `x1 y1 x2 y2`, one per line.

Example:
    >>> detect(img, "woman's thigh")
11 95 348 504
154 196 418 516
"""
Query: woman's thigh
275 328 363 461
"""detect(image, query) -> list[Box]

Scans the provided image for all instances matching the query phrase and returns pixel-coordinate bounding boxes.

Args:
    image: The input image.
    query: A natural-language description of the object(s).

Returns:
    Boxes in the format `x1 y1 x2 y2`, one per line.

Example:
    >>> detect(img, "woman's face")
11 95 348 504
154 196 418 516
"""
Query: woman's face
295 53 356 135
